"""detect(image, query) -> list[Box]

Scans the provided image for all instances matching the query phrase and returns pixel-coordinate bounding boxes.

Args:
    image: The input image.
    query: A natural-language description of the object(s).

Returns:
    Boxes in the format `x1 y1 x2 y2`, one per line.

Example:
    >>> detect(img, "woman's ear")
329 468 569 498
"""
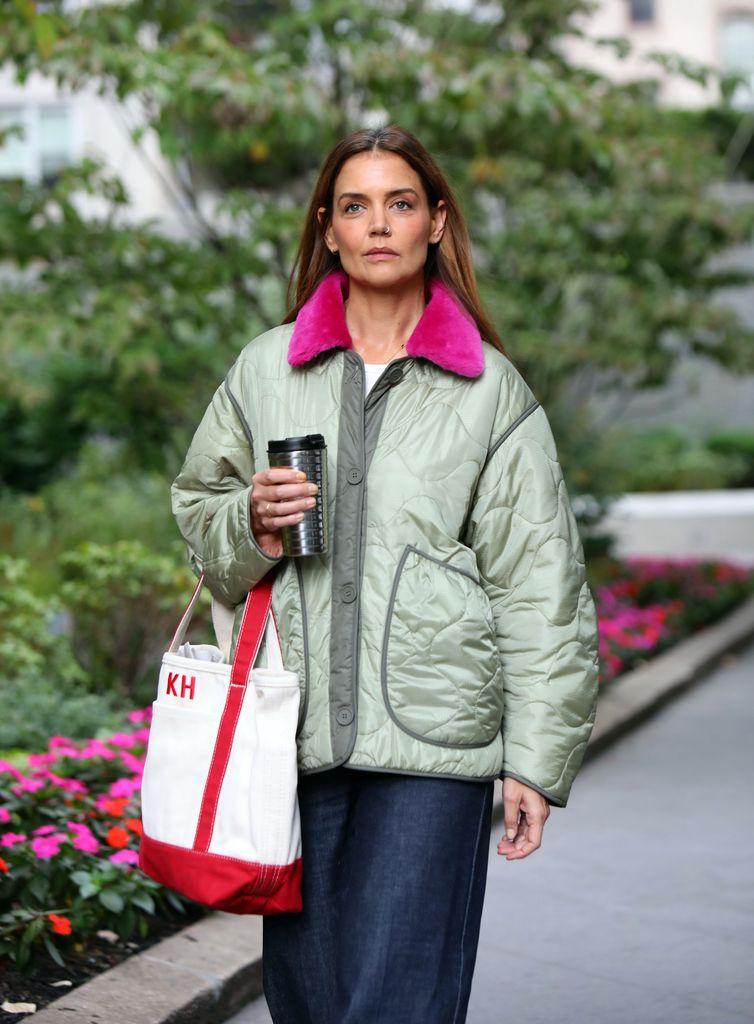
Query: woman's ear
317 206 336 253
429 199 447 244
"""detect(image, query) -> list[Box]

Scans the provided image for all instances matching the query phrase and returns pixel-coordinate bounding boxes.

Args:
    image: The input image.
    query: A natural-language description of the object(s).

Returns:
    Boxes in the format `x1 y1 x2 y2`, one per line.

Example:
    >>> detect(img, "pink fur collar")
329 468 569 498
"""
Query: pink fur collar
287 270 485 378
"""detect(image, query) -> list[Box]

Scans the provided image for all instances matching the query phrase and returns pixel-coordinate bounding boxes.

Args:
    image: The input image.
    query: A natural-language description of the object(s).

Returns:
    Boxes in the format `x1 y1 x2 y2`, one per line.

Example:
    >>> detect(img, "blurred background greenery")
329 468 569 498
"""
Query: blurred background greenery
1 0 754 748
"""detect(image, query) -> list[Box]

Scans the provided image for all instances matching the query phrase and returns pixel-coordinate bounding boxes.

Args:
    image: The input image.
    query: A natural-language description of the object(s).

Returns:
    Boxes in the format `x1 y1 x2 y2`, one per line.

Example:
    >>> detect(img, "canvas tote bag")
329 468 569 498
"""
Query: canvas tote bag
138 572 303 914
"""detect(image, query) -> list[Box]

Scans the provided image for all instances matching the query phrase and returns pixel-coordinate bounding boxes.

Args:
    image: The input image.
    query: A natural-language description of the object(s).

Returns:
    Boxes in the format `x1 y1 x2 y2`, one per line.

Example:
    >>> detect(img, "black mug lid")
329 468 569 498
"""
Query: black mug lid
268 433 326 453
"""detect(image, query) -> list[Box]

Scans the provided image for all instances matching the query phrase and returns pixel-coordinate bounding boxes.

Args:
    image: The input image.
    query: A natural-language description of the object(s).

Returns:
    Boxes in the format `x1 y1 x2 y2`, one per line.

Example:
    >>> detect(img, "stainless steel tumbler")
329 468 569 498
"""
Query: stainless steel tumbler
267 434 328 556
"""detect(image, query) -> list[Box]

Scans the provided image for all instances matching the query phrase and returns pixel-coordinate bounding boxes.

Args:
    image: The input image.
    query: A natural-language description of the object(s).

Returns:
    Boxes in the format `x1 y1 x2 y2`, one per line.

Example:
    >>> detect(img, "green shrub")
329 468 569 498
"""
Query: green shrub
0 440 180 594
608 427 747 492
0 682 120 753
0 555 119 750
705 430 754 487
60 541 211 706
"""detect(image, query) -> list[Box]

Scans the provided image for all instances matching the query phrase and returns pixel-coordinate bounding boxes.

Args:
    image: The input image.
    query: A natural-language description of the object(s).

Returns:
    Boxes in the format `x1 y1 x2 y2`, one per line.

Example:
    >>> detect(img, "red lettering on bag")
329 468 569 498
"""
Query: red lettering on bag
181 675 196 700
166 672 179 696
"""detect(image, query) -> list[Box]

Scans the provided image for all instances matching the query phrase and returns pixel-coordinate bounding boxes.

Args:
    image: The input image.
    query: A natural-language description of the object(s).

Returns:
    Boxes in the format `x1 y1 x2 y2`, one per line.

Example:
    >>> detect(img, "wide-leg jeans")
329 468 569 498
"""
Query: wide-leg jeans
263 765 494 1024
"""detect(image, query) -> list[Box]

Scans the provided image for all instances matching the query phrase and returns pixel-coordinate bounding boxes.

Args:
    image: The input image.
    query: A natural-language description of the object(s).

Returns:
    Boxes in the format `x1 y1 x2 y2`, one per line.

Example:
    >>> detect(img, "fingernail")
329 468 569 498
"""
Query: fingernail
506 829 516 840
297 471 306 480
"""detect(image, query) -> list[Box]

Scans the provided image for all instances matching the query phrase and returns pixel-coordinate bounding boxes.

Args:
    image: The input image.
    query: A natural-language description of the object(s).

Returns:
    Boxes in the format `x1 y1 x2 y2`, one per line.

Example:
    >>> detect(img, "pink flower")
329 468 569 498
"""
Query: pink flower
45 773 88 795
49 745 80 759
109 848 139 865
78 740 116 761
1 832 27 847
48 736 75 749
11 777 45 794
31 834 67 859
72 832 100 854
118 752 145 775
32 824 59 835
27 753 57 767
0 761 25 781
107 732 138 749
66 822 100 851
0 807 11 824
126 709 151 724
108 777 142 798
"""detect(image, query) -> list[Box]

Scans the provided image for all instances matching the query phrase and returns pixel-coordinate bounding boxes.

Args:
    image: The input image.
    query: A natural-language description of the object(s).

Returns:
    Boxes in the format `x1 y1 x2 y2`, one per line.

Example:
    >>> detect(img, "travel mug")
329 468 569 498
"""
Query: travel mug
267 434 328 556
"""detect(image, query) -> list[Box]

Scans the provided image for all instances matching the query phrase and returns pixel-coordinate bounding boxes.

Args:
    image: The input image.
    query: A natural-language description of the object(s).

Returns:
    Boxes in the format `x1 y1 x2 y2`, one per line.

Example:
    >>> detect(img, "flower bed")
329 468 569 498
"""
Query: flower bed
0 708 205 992
596 558 754 684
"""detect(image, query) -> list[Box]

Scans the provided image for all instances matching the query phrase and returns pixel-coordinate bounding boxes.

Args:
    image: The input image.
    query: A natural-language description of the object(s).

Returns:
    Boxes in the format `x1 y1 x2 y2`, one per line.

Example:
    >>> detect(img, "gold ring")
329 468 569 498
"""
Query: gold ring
266 501 272 515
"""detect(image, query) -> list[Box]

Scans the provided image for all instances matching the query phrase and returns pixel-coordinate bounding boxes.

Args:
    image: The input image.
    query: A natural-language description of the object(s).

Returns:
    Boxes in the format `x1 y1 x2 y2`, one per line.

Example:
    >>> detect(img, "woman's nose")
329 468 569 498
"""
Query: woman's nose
369 217 390 235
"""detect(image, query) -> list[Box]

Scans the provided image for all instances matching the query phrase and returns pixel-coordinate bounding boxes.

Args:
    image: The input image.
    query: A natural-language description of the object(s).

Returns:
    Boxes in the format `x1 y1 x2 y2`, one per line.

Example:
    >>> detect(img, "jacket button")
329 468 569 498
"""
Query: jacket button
387 366 404 384
340 583 357 603
347 467 363 485
336 707 354 726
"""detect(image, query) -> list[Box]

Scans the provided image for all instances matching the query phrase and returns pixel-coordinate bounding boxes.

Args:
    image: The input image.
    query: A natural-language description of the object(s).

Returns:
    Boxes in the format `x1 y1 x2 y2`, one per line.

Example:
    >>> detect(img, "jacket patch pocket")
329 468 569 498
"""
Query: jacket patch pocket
381 545 504 748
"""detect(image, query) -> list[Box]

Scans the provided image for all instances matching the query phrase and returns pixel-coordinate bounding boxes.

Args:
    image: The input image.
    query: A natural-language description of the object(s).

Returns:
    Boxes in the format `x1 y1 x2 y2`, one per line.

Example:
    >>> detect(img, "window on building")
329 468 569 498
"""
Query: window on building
721 14 754 106
0 104 73 184
629 0 654 23
38 107 70 182
0 108 27 182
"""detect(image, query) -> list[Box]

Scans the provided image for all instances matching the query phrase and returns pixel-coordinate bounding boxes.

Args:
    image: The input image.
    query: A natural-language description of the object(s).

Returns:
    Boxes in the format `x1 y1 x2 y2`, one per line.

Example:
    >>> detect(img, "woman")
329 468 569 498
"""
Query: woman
171 125 599 1024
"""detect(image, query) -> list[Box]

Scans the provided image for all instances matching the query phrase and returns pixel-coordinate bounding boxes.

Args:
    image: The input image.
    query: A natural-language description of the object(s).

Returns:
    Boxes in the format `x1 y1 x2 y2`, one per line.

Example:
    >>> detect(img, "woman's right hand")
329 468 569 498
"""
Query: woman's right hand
250 468 319 558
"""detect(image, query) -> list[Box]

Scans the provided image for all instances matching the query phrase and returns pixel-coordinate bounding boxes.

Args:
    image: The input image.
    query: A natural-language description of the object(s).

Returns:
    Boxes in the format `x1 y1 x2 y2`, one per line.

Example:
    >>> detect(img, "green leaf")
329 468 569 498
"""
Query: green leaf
130 891 155 915
42 932 66 968
33 15 57 59
98 890 125 914
20 915 45 947
27 874 49 903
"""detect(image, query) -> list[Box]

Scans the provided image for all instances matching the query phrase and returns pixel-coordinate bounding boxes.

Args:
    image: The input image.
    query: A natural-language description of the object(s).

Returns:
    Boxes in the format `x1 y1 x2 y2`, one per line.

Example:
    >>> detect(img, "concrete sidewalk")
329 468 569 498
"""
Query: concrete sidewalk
230 639 754 1024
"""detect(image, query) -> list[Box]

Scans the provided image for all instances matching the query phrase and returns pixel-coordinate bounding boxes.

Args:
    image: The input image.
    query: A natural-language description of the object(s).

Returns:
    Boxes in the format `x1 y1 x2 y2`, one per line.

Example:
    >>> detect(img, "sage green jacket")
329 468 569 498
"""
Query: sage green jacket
171 271 599 807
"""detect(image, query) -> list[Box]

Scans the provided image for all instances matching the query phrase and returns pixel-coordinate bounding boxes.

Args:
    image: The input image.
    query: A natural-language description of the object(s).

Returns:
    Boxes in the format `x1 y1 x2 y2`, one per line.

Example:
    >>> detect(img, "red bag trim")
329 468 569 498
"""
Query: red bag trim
138 832 302 915
193 581 273 852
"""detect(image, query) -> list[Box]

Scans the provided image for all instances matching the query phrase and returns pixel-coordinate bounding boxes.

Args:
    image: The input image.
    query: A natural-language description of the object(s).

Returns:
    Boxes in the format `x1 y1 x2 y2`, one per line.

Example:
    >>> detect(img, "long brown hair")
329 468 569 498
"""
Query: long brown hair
282 125 505 355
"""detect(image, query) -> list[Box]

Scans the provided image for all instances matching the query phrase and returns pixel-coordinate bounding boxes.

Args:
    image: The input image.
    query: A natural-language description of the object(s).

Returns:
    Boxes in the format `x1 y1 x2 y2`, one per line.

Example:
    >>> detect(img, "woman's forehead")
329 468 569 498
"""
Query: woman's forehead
333 151 423 197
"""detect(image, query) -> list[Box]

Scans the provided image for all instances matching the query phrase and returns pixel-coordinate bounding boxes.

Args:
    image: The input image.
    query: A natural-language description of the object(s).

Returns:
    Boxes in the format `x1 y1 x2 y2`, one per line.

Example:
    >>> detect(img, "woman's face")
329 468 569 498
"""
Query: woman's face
320 151 446 290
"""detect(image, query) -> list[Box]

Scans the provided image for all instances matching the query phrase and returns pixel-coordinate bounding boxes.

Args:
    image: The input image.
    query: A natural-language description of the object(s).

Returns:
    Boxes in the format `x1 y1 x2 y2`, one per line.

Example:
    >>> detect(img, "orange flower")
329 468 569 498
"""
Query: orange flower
103 797 129 817
125 817 143 836
0 857 9 873
48 914 72 935
106 826 130 849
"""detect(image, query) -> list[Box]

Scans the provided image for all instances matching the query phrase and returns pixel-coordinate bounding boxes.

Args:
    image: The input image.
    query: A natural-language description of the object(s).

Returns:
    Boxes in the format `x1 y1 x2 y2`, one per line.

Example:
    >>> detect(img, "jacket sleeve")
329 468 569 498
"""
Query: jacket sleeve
465 398 599 808
170 374 284 607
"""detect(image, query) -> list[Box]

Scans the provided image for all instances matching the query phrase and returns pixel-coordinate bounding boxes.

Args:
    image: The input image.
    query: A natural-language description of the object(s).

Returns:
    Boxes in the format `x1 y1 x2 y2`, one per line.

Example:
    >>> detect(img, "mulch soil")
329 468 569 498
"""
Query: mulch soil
0 903 209 1020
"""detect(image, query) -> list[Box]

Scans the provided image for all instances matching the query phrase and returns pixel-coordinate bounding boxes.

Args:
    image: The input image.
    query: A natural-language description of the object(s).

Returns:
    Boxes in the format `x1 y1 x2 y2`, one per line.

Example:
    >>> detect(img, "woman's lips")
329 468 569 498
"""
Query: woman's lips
365 250 398 261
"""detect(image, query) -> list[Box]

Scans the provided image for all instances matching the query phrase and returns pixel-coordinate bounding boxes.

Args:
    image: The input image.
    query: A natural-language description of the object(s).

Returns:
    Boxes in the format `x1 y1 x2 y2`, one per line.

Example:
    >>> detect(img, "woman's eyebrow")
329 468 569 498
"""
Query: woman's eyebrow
336 187 420 203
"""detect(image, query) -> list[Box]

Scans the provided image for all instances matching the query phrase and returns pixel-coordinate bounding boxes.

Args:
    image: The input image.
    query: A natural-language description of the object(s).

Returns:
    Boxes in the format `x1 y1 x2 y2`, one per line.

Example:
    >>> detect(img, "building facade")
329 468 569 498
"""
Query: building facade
566 0 754 107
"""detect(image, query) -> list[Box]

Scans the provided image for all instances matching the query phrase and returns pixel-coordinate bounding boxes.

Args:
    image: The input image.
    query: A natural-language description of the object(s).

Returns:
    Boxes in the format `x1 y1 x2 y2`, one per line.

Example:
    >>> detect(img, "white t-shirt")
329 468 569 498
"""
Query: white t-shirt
363 362 388 396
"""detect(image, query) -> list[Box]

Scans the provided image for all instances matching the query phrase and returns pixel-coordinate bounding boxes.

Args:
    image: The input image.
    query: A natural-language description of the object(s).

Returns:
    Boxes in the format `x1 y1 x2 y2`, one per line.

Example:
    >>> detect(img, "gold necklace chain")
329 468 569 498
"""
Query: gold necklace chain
361 338 406 364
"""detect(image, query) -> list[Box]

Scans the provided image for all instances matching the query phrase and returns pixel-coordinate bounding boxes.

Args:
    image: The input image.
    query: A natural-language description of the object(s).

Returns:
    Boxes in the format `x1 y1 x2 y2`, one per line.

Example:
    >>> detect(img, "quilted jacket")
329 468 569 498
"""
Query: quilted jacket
171 270 599 807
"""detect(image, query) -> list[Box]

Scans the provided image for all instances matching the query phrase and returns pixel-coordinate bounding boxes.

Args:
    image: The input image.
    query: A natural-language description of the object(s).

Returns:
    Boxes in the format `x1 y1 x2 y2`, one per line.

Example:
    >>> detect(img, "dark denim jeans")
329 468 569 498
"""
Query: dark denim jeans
262 765 493 1024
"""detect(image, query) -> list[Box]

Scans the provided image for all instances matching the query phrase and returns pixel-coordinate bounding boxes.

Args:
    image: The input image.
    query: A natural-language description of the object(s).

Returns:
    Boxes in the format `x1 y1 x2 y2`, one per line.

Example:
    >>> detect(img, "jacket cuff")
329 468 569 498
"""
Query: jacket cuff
199 486 284 606
499 771 567 809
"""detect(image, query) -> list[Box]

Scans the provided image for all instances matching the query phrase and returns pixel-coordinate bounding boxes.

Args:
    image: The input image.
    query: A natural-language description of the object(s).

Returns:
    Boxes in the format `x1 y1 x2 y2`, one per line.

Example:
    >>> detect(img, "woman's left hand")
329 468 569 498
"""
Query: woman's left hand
497 777 550 861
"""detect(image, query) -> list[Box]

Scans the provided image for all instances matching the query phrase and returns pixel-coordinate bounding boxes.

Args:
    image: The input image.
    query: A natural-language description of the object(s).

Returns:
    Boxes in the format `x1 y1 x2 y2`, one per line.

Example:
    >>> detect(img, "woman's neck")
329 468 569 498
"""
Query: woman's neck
344 275 426 361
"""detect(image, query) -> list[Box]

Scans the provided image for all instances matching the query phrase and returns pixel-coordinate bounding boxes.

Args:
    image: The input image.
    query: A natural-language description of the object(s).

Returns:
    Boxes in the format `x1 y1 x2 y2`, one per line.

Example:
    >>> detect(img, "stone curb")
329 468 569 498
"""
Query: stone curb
32 594 754 1024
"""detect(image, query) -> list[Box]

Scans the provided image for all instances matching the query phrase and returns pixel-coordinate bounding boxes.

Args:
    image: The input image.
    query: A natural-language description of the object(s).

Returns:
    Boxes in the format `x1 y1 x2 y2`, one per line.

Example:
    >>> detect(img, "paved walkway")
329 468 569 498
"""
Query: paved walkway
227 641 754 1024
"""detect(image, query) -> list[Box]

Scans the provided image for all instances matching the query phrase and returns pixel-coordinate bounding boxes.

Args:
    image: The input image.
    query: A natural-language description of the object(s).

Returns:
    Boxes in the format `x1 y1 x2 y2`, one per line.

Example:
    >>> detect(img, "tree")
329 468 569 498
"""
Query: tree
1 0 752 493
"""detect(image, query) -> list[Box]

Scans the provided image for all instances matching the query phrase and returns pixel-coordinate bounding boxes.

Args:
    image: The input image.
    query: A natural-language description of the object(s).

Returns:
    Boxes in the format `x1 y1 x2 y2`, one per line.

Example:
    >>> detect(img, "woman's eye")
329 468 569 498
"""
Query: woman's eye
344 202 363 214
392 199 412 210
